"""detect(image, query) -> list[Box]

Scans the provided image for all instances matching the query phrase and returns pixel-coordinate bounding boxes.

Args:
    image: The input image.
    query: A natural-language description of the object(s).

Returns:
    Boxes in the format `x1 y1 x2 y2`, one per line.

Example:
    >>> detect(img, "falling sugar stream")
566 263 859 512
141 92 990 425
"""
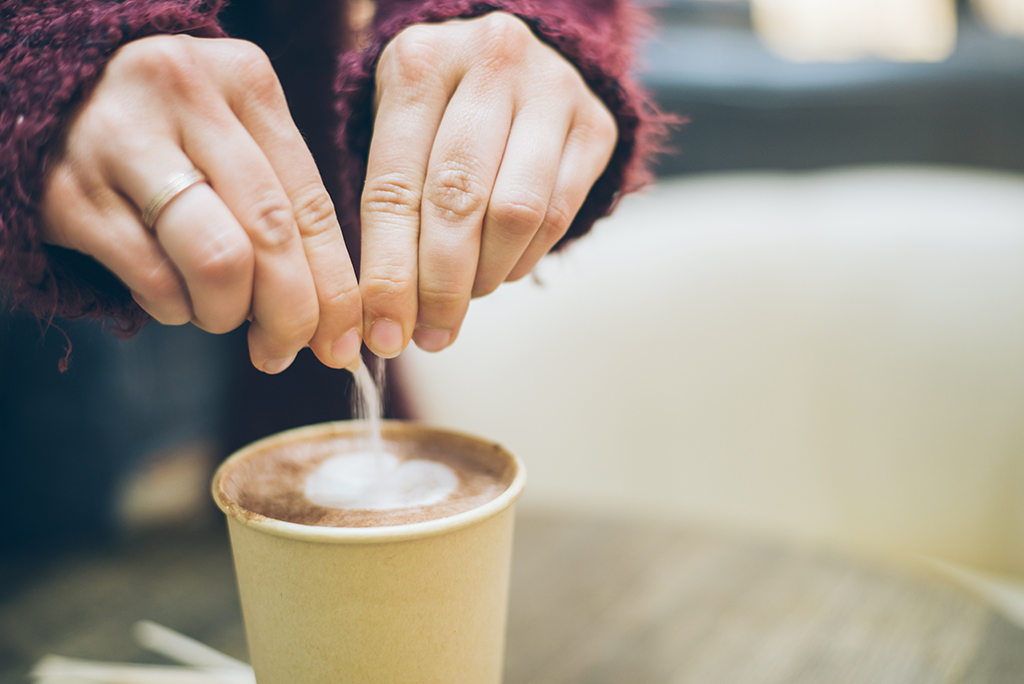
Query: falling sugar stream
350 357 386 470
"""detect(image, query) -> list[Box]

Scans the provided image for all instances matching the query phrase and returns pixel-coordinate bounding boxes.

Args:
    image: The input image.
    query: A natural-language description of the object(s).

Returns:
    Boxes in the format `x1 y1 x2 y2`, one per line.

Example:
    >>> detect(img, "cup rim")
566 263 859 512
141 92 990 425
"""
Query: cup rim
212 420 526 543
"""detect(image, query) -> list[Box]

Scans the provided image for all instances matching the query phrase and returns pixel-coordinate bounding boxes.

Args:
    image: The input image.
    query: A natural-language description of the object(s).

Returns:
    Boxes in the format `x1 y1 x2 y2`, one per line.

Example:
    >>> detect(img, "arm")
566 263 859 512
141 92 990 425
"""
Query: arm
0 0 225 333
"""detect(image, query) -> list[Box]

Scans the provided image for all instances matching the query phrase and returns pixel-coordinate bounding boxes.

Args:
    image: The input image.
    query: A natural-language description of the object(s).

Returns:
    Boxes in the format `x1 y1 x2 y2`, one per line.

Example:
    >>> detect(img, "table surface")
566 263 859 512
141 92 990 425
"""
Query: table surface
2 511 1022 683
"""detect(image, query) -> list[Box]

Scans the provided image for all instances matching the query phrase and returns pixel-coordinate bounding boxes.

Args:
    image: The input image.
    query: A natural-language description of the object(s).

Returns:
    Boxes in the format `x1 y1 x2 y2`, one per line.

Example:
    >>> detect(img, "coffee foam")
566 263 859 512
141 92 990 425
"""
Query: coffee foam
218 429 516 528
304 451 459 510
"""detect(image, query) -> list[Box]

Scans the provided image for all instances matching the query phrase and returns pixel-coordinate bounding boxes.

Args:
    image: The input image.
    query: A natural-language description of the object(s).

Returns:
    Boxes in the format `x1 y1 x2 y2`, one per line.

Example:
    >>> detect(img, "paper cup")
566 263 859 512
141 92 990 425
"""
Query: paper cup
212 421 526 684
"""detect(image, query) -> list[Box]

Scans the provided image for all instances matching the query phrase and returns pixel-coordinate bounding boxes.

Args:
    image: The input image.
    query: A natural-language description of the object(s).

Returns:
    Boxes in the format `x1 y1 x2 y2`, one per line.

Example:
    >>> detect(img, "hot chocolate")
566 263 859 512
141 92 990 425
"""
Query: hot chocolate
216 422 517 528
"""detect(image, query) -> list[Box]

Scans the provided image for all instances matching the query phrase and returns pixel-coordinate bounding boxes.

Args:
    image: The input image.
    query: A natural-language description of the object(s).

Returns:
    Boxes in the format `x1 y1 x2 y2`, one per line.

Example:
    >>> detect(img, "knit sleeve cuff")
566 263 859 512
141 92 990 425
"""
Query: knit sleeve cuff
0 0 225 333
333 0 672 246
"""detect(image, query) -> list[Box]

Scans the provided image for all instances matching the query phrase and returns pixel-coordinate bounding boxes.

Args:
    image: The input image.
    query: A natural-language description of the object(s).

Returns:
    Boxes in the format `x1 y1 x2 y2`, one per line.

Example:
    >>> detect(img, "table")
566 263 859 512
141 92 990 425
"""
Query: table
2 511 1022 683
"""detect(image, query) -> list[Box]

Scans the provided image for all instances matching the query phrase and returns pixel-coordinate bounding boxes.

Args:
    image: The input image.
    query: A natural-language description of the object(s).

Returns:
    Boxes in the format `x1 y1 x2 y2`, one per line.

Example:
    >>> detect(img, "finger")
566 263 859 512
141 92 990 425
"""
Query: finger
199 39 363 369
472 101 571 300
182 113 321 373
102 147 256 336
507 105 617 282
411 76 513 352
358 42 456 357
41 166 192 325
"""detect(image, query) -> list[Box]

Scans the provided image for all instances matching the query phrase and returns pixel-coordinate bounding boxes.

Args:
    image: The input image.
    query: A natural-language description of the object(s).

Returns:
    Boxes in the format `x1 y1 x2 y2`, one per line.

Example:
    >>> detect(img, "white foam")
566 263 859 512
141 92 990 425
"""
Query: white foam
304 451 459 510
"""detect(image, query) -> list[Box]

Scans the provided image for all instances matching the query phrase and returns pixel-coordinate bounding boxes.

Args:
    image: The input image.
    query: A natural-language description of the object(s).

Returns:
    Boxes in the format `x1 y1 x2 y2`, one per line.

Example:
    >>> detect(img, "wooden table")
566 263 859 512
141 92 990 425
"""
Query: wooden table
2 511 1022 683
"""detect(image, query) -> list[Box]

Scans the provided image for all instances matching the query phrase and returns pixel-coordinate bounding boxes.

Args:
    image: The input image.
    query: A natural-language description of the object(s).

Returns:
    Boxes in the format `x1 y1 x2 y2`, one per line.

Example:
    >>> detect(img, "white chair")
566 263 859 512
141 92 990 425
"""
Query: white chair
398 167 1024 582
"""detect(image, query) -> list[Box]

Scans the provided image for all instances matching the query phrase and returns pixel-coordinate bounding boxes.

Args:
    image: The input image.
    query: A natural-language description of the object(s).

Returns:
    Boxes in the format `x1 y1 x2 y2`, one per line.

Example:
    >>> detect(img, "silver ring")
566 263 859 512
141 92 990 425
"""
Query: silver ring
142 169 207 229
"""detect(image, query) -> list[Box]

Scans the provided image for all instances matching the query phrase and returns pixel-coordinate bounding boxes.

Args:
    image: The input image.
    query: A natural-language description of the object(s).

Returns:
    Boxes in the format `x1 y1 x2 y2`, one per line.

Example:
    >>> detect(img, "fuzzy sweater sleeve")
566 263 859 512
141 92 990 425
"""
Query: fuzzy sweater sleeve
0 0 225 334
333 0 670 243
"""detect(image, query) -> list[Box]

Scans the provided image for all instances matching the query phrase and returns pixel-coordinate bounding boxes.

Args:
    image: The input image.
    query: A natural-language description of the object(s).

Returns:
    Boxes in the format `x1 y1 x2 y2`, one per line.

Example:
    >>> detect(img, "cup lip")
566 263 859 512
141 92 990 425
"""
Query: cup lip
212 420 526 544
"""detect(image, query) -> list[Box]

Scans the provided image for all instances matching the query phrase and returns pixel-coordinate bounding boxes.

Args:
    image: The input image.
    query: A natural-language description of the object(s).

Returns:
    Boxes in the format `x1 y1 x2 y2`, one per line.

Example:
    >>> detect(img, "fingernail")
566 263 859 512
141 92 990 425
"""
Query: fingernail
262 353 297 375
331 329 361 367
413 327 452 353
369 319 404 357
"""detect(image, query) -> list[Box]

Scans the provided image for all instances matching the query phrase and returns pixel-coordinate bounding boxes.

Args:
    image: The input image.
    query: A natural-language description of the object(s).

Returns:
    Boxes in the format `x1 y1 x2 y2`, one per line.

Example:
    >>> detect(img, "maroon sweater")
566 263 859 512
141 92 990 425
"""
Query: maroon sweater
0 0 667 335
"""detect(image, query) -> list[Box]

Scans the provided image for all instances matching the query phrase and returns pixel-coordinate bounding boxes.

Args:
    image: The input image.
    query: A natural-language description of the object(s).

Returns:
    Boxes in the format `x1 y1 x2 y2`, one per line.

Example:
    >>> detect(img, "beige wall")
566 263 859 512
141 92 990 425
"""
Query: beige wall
398 167 1024 575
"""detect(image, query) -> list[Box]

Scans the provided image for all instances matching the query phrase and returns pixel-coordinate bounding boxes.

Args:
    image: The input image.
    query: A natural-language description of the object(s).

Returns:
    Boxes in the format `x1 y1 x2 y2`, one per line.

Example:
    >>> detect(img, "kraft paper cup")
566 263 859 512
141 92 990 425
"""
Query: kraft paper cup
212 420 526 684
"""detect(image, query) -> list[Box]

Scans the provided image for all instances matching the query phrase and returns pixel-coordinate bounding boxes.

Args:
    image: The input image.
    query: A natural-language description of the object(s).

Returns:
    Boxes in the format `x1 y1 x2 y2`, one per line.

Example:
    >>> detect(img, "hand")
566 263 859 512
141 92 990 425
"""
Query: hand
360 12 617 357
39 35 362 373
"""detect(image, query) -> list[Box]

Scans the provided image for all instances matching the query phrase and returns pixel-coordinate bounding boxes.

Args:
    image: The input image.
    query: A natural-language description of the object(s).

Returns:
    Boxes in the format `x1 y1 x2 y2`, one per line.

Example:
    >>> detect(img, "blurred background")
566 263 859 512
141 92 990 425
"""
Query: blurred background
3 0 1024 621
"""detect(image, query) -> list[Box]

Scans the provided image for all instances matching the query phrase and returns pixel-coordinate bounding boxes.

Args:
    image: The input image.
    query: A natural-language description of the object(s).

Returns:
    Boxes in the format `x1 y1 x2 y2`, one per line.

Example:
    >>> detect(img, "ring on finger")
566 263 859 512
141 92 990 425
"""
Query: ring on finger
142 168 208 229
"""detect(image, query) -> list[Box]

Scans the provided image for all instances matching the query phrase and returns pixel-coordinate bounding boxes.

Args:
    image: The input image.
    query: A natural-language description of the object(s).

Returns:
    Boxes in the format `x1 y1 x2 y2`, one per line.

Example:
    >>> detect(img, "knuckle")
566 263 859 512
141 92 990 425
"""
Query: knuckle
246 197 297 250
228 37 271 65
269 309 320 350
118 35 190 70
490 191 547 238
582 102 618 145
478 12 531 59
71 87 131 146
192 234 253 286
263 299 320 349
555 63 583 92
595 106 619 142
116 35 201 95
247 66 284 107
319 275 361 313
292 305 321 342
362 174 422 218
426 162 489 223
419 279 465 312
139 264 185 304
361 267 416 304
382 27 443 83
228 40 284 105
292 187 339 238
314 287 361 341
542 198 574 242
87 106 128 145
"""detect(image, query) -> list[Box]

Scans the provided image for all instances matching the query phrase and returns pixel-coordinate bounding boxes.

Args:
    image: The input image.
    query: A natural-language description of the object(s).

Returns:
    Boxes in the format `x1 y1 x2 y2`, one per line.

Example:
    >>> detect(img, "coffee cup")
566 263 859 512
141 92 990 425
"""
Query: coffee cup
212 420 526 684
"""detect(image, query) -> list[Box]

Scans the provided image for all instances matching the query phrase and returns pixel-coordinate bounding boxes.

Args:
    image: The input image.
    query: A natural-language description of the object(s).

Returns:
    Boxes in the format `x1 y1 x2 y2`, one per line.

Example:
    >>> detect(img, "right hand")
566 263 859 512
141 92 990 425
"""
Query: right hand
39 34 362 373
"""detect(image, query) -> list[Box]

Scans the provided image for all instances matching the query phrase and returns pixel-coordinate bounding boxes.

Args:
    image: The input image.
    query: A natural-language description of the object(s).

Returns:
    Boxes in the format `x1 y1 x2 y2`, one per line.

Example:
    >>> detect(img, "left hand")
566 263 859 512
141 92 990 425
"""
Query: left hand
359 11 617 357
